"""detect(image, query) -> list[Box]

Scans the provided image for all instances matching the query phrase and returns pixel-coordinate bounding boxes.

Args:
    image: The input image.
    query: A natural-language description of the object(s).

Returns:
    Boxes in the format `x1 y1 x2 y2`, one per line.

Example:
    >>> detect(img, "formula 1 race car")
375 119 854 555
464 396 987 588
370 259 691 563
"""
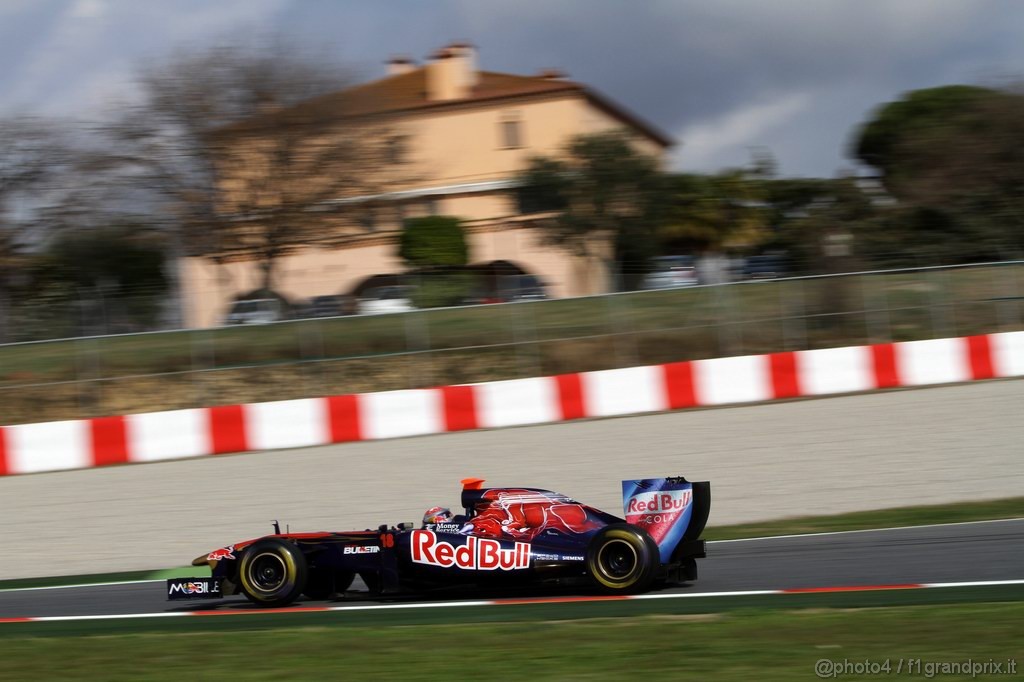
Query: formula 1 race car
168 477 711 607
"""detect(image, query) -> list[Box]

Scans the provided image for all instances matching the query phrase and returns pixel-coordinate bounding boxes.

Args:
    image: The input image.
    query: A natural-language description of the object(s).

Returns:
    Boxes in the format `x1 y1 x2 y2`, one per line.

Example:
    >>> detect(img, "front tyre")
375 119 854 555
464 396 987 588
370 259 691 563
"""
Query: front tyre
586 524 658 594
238 539 308 607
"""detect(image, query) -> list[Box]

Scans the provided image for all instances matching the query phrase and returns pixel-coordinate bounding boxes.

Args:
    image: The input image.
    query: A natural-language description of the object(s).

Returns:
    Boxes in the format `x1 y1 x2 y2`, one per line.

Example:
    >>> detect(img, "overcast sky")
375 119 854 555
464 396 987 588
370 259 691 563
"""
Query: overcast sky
2 0 1023 177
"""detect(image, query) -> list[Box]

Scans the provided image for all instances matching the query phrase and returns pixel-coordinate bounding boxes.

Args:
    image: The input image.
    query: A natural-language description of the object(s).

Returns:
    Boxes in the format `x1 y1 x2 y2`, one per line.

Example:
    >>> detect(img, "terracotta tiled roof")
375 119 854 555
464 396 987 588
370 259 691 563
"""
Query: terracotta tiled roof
334 70 579 116
226 68 673 147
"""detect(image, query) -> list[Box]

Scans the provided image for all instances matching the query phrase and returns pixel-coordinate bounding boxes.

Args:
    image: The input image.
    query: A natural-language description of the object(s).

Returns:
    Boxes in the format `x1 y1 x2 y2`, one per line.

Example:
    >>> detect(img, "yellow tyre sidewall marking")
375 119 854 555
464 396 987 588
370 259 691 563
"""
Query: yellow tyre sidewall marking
241 547 298 597
590 529 643 589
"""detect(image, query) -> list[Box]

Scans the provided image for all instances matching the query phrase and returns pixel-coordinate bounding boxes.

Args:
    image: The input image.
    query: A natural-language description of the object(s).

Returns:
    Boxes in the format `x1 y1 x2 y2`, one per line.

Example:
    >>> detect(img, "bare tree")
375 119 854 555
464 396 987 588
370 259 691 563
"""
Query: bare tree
98 39 398 296
0 117 70 342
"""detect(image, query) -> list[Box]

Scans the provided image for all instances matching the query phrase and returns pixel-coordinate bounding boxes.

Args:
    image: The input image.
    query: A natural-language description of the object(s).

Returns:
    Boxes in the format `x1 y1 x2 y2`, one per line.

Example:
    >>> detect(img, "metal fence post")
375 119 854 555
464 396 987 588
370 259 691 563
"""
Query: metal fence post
197 327 217 410
777 280 790 351
404 304 432 389
403 278 417 389
785 277 809 351
997 263 1021 330
606 292 638 369
292 321 309 397
859 274 872 344
509 299 541 379
713 284 727 356
927 268 953 340
189 328 202 410
861 273 891 344
713 282 742 356
312 317 327 395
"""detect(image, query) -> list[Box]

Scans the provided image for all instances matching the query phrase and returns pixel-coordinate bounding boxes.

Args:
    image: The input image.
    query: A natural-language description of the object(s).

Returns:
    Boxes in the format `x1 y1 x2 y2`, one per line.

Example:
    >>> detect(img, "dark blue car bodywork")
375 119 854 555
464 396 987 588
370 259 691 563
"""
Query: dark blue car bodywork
169 477 711 606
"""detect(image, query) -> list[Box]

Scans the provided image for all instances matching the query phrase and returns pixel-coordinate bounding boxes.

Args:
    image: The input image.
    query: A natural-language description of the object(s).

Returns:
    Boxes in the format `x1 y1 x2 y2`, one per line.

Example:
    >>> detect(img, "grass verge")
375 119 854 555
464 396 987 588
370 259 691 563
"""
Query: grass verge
1 601 1022 680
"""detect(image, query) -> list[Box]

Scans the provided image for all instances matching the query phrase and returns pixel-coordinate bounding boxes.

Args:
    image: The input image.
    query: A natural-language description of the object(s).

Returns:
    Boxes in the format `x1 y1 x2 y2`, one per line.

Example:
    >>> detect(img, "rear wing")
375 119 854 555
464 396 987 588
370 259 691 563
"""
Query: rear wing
622 477 711 563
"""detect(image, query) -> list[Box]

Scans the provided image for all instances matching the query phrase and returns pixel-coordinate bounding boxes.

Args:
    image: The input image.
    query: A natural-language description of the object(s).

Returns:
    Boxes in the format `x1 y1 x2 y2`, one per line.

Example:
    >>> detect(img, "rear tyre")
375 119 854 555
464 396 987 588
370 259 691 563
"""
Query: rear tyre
585 524 658 594
239 539 308 607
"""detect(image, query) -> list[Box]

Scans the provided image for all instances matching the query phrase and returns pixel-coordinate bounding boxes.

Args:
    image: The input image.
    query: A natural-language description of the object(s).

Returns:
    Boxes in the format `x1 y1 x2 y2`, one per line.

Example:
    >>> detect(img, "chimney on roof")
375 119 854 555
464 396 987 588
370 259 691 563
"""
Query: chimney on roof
387 55 416 76
426 42 478 101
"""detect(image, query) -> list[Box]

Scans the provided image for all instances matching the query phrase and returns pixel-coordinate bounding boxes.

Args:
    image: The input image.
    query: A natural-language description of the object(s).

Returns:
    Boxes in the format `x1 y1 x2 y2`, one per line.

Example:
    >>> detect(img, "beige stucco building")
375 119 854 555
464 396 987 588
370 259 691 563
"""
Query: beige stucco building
180 44 672 327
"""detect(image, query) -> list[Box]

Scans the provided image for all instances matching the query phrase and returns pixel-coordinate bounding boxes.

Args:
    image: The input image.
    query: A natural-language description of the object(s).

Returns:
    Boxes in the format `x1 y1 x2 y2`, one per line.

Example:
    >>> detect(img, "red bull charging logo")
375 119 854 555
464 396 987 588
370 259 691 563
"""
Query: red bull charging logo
411 530 530 571
206 546 235 562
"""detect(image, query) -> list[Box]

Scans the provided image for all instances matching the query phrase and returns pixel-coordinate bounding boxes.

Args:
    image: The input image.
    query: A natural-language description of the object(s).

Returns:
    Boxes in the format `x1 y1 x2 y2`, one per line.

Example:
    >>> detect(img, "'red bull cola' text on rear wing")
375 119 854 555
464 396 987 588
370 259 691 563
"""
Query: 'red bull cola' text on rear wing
622 477 711 563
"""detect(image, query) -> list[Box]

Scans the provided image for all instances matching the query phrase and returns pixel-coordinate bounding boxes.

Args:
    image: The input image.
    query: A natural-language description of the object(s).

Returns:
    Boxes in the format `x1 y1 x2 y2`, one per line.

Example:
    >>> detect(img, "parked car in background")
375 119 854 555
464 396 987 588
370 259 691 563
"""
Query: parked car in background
644 256 698 289
501 274 549 302
359 286 415 314
695 253 734 285
307 295 349 318
463 274 549 305
224 298 286 325
742 254 788 280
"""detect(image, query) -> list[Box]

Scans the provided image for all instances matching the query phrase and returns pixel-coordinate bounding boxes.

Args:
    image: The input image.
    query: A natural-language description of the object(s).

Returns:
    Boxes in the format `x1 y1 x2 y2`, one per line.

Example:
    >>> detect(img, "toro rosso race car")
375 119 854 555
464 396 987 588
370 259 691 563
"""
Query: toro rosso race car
168 476 710 607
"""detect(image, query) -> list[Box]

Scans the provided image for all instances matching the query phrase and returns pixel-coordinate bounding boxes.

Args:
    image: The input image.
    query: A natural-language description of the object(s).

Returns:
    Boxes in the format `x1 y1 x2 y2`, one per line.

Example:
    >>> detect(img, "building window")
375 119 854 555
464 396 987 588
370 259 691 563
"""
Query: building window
500 114 523 149
424 197 439 215
387 135 408 165
359 209 377 232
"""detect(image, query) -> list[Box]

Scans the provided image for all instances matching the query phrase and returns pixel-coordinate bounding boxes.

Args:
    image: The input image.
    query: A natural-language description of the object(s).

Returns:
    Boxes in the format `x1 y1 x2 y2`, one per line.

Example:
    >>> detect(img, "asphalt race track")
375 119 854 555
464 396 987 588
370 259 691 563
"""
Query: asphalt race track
2 519 1021 620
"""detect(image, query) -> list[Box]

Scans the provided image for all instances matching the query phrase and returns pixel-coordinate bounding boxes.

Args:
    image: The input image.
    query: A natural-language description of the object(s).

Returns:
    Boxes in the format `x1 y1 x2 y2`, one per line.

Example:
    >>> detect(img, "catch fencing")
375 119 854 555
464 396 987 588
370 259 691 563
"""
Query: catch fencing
1 261 1022 425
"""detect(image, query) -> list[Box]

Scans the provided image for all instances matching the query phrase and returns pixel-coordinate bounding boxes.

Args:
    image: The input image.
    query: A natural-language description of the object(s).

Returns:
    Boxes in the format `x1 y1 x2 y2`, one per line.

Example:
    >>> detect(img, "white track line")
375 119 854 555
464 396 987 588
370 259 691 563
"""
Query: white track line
707 517 1024 544
28 612 190 622
0 579 164 593
325 599 492 612
633 589 778 600
923 579 1024 589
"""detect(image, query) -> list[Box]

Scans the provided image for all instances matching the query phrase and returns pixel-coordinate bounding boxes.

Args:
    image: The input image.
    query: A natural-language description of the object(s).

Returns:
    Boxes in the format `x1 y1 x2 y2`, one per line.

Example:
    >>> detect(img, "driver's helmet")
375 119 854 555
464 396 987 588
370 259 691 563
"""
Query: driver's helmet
422 506 453 526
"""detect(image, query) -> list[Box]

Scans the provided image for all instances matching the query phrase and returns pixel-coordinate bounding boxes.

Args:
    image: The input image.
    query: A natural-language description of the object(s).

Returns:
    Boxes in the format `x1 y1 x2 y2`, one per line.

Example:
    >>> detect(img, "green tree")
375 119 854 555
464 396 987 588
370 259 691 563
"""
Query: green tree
657 170 768 254
760 176 875 273
514 131 663 291
33 226 170 333
855 205 972 268
851 85 996 194
398 215 471 308
852 85 1024 261
398 215 469 269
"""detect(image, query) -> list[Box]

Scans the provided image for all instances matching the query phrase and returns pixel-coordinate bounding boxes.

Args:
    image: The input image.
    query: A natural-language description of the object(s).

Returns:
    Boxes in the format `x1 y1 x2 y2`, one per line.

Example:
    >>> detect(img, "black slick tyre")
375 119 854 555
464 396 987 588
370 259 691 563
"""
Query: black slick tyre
238 539 308 607
585 524 658 594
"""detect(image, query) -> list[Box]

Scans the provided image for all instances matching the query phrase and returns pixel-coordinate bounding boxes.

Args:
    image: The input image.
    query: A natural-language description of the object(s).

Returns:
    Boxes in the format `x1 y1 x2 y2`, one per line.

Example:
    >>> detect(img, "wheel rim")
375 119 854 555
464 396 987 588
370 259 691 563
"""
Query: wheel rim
596 538 639 583
247 552 288 593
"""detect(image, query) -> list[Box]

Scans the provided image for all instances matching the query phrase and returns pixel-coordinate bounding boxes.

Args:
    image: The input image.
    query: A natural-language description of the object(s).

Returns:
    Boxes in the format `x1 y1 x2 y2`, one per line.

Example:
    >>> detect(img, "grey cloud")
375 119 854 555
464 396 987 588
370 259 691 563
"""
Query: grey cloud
3 0 1024 175
450 0 1024 173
